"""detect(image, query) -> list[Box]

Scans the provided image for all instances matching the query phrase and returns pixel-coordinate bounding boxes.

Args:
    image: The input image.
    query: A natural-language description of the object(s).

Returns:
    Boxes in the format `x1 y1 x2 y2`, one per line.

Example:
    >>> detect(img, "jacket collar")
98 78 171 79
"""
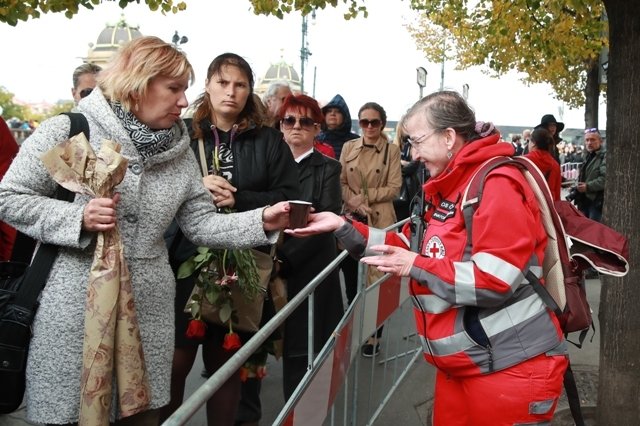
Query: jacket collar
343 135 388 161
425 133 512 198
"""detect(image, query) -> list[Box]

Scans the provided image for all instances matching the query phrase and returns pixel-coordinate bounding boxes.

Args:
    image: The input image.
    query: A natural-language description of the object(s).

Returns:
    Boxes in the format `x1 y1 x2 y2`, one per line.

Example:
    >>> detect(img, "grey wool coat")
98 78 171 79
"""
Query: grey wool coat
0 88 277 423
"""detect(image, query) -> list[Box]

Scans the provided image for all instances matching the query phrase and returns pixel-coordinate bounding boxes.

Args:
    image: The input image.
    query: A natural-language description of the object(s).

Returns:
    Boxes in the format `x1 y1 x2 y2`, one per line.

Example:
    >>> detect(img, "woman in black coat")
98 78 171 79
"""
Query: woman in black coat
162 53 300 426
276 93 344 399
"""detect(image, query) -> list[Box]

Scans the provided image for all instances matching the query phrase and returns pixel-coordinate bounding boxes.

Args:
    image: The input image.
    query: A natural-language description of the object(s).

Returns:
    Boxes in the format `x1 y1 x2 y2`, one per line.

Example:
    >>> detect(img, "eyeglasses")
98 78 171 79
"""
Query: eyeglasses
406 130 438 147
281 116 317 130
359 119 382 128
79 88 93 99
584 128 600 134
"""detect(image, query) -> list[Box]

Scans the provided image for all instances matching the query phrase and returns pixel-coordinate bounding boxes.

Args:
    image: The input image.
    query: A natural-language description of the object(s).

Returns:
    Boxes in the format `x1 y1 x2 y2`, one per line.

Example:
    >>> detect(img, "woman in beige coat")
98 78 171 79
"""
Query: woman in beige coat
339 101 401 356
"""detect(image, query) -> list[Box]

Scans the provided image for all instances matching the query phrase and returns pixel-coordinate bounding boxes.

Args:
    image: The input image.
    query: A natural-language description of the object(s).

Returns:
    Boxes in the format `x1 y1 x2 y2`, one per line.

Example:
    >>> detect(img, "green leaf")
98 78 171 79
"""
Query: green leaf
219 304 232 323
177 258 196 279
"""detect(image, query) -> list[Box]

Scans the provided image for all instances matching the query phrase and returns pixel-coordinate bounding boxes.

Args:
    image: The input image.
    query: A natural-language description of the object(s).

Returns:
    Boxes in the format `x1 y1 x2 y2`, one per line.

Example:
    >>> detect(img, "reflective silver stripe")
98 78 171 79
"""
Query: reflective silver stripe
529 265 543 277
529 399 556 415
473 252 523 289
365 227 386 255
420 294 548 357
480 293 547 337
453 262 476 305
413 294 453 314
421 331 474 356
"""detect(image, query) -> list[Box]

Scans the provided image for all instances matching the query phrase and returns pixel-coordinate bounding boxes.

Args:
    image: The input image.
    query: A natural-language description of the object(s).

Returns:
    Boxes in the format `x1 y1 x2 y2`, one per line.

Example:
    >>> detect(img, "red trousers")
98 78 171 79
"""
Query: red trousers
432 353 568 426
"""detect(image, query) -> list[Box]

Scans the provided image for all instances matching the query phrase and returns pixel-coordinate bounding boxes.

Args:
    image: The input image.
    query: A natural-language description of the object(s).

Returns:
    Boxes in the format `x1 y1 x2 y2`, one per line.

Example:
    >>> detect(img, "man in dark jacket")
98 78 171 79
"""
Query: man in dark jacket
316 94 360 160
576 128 606 221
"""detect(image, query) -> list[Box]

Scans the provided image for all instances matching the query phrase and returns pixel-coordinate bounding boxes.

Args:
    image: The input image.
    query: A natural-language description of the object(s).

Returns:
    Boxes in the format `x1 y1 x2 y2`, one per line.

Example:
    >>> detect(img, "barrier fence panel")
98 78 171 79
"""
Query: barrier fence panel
560 161 582 186
163 218 424 426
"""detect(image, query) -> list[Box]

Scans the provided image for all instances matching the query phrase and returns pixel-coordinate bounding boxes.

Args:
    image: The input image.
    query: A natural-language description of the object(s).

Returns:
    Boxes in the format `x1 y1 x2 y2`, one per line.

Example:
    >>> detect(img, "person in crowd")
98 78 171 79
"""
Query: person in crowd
160 52 300 426
524 127 561 200
261 81 292 126
0 36 291 426
340 101 401 357
315 94 359 160
575 128 606 221
391 120 424 223
565 143 581 164
276 93 343 399
511 134 524 155
71 62 102 104
0 117 19 261
287 90 569 425
534 114 563 163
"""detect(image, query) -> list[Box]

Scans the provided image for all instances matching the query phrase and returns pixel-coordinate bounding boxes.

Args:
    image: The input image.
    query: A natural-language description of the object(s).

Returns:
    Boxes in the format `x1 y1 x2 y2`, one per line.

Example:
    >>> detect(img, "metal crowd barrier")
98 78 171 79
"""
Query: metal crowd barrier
560 161 582 186
162 218 423 426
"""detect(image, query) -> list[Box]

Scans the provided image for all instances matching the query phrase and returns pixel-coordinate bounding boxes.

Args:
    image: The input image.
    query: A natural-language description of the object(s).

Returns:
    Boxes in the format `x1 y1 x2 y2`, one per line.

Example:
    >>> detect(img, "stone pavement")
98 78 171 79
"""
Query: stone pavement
0 277 602 426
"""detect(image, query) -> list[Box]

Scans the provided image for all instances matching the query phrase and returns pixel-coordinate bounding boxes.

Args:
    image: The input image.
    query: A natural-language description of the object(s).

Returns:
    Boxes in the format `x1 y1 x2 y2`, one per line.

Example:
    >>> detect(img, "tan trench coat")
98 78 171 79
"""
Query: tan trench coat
339 135 402 229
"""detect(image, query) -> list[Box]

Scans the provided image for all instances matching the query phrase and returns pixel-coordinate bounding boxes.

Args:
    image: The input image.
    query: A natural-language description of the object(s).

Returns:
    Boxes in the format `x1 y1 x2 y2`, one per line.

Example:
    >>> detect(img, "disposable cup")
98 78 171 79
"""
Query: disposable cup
288 200 312 229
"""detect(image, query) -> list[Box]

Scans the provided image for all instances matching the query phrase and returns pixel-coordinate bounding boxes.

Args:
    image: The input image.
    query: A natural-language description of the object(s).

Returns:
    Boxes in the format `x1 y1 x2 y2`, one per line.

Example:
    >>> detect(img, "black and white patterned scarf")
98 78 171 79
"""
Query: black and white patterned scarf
111 101 174 161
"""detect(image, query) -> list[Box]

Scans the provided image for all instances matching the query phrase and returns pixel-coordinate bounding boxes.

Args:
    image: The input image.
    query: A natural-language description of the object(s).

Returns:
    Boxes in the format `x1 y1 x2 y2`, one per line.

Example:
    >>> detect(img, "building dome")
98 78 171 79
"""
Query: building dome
85 15 143 67
255 59 302 98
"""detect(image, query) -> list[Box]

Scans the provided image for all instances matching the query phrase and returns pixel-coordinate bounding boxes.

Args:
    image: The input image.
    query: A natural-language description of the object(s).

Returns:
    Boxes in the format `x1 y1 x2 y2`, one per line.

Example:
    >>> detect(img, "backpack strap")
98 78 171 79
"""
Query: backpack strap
63 112 90 141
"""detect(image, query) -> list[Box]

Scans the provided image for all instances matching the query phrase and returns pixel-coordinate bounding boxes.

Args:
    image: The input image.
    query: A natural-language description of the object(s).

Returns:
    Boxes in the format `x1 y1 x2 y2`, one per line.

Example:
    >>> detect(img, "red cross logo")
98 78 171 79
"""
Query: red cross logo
424 236 446 259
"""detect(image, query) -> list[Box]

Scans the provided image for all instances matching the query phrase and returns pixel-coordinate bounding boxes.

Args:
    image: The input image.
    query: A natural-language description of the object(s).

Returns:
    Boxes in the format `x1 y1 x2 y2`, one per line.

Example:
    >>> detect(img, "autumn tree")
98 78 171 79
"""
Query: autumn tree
0 86 27 120
407 0 608 127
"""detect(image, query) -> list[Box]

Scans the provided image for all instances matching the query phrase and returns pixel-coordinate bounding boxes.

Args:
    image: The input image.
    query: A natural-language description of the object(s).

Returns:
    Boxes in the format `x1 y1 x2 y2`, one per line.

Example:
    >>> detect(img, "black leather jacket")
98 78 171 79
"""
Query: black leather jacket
166 119 300 268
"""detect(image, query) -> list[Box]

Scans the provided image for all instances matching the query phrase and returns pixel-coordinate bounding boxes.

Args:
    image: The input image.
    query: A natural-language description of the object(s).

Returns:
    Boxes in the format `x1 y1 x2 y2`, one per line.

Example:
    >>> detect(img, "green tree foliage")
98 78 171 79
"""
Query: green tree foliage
248 0 366 19
0 0 370 25
407 0 608 108
0 0 187 26
46 101 75 117
0 86 27 120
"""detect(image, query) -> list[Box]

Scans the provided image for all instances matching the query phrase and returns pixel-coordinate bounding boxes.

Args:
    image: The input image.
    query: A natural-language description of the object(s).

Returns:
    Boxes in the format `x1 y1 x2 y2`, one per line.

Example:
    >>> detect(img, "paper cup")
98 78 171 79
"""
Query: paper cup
289 200 312 229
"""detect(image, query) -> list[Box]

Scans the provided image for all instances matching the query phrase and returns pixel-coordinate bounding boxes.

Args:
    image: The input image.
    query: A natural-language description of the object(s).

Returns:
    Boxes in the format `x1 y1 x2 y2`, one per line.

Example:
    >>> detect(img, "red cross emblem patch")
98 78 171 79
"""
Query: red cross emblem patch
424 236 446 259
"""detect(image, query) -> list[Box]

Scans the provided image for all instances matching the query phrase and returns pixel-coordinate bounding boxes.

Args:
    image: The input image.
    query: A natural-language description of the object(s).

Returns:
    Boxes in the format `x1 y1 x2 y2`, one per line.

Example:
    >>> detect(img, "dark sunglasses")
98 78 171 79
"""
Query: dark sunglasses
79 88 93 99
281 116 317 130
584 127 600 134
359 118 382 128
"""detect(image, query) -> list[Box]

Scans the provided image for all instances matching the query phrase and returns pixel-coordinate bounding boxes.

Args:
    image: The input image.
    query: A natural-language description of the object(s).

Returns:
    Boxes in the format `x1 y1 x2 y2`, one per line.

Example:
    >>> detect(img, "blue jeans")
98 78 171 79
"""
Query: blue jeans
580 200 602 222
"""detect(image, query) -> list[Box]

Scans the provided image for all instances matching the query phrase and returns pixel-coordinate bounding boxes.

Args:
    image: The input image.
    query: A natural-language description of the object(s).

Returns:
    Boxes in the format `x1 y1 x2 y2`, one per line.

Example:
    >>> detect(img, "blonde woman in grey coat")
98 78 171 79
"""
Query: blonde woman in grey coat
0 36 290 425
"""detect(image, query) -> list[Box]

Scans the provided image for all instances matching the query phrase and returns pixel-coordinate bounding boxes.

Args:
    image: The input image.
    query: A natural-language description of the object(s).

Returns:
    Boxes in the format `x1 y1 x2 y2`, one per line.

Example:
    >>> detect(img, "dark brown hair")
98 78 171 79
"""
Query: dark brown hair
191 53 267 138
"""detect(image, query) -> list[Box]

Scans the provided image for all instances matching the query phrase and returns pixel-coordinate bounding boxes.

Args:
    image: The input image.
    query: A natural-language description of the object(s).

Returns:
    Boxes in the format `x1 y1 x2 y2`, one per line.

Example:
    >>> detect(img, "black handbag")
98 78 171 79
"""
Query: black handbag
0 112 86 414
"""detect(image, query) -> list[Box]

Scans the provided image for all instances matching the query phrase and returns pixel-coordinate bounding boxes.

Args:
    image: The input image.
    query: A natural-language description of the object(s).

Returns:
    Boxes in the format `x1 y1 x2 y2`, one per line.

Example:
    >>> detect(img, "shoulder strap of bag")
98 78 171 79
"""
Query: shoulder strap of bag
12 113 86 309
197 138 210 178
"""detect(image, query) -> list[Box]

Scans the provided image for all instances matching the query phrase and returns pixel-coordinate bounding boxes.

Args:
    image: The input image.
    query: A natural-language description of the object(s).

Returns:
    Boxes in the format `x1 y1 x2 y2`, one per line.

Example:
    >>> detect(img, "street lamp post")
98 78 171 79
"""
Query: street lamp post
416 67 427 100
300 13 314 93
462 83 469 100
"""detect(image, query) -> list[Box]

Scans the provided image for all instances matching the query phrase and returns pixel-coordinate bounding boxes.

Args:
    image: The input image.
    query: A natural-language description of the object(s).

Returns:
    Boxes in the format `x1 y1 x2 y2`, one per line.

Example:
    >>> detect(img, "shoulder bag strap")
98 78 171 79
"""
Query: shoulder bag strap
197 138 209 178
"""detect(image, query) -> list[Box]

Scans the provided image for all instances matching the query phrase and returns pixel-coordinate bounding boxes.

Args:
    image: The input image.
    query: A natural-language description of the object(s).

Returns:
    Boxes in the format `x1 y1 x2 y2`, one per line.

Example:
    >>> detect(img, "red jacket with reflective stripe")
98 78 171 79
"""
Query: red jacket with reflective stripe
350 134 565 377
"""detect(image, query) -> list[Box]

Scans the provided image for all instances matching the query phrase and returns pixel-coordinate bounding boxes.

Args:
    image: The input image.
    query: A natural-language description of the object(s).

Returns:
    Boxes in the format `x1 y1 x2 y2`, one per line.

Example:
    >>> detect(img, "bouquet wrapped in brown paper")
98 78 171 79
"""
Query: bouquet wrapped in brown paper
41 133 150 426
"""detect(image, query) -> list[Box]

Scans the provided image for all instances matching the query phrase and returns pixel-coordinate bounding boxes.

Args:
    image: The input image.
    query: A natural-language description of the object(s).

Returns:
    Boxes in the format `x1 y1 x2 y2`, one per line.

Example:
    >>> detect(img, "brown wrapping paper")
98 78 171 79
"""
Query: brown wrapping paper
41 134 150 425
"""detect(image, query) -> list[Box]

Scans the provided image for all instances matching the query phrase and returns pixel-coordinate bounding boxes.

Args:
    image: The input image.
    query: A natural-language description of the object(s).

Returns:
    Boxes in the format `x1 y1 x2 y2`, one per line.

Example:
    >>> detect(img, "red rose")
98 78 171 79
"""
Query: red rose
185 319 206 339
256 365 267 379
223 331 242 351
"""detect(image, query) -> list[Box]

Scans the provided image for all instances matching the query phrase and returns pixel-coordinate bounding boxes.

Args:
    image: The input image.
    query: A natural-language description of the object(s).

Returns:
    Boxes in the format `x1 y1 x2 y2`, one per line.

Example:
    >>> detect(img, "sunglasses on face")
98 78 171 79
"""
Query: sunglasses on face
281 116 317 130
79 88 93 99
359 118 382 128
